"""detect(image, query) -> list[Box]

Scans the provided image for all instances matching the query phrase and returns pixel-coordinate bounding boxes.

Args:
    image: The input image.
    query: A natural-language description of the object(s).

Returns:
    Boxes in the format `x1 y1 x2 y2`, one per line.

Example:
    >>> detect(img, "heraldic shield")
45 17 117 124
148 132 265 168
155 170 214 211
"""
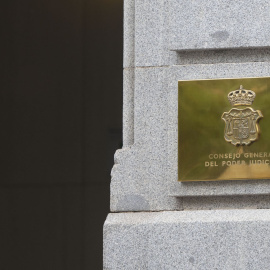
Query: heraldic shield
221 85 263 146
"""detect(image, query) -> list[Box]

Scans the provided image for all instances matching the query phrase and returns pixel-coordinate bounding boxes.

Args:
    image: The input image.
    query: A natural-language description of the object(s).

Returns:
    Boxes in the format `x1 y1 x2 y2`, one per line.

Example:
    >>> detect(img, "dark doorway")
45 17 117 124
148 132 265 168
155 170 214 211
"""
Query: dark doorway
1 0 123 269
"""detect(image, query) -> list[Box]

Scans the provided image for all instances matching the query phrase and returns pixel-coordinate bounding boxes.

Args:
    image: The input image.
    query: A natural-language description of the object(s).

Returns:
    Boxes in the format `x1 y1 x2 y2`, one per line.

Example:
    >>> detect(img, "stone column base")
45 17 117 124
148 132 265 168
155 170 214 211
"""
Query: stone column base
104 209 270 269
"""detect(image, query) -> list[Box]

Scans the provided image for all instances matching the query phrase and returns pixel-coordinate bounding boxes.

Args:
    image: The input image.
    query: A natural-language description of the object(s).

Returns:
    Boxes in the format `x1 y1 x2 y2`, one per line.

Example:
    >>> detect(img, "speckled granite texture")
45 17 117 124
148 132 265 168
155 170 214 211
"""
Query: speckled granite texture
169 0 270 51
105 0 270 268
127 0 270 67
104 210 270 270
114 0 270 212
113 62 270 212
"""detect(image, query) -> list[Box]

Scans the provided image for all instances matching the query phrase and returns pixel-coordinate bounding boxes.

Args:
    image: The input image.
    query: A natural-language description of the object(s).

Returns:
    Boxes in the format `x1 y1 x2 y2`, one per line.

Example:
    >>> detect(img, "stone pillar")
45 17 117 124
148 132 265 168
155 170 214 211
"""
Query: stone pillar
104 1 270 269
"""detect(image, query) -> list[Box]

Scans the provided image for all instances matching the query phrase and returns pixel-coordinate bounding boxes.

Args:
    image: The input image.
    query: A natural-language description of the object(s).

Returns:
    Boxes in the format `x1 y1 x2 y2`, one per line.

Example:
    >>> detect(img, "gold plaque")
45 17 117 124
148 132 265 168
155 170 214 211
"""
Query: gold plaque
221 86 263 146
178 77 270 182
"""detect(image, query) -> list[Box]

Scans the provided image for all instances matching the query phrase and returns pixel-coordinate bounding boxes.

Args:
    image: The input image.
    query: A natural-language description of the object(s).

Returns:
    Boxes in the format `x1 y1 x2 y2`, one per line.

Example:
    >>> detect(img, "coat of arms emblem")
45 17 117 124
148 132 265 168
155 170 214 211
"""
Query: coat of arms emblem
221 85 263 146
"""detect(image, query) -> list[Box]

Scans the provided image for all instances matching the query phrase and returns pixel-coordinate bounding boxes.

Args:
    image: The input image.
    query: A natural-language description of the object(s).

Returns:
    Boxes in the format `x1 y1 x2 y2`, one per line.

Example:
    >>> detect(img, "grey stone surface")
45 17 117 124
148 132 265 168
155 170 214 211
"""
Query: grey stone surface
123 68 135 146
111 67 182 211
123 0 135 68
124 0 270 67
107 0 270 268
116 0 270 213
177 48 270 65
131 0 177 67
169 0 270 51
113 62 270 212
107 1 270 268
182 195 270 210
104 210 270 269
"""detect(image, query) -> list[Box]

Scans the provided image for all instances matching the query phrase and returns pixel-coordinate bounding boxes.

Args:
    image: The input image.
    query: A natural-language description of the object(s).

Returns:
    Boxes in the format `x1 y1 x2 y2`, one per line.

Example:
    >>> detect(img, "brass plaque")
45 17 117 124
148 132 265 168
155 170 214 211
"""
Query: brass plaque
178 77 270 182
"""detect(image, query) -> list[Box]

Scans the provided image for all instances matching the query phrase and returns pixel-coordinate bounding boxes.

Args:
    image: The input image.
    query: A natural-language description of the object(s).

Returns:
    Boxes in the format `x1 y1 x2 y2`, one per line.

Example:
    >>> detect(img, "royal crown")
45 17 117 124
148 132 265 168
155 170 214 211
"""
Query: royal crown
227 85 256 106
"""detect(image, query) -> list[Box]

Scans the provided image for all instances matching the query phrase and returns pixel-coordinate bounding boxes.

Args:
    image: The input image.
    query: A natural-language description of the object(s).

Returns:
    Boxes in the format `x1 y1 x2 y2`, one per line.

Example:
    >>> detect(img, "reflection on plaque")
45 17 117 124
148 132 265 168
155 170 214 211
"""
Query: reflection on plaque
178 77 270 181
